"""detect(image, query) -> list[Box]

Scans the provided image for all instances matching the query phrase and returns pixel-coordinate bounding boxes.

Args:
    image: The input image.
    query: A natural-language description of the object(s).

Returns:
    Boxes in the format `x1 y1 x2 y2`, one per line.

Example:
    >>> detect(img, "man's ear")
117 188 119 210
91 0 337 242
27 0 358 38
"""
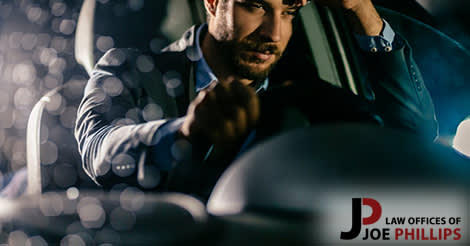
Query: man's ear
205 0 219 17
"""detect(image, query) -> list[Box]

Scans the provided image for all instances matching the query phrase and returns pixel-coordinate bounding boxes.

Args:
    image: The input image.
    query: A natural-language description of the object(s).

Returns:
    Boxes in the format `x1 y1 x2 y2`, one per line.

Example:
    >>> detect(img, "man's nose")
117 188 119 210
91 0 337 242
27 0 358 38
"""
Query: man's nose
259 13 282 42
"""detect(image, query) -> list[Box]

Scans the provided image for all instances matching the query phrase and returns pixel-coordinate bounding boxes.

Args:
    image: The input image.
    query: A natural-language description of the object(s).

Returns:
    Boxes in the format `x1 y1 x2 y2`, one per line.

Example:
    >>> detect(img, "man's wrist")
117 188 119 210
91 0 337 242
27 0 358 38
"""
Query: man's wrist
345 0 383 36
354 19 397 53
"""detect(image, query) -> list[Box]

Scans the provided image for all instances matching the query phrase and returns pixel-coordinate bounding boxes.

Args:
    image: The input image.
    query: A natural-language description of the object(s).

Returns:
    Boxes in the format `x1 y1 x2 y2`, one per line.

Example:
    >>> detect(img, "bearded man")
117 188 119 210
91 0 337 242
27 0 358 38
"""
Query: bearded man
75 0 437 199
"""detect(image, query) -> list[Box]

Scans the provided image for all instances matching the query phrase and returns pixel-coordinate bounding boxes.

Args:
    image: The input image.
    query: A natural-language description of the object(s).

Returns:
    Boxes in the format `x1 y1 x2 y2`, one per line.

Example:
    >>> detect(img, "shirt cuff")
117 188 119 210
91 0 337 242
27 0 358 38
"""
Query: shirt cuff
354 19 402 53
151 117 186 171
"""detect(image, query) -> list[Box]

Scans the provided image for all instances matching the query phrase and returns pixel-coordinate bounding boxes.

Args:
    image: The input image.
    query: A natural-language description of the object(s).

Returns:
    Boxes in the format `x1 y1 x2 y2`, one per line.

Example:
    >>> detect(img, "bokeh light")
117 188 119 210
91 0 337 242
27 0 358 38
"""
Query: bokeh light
8 230 28 246
452 118 470 157
77 196 106 229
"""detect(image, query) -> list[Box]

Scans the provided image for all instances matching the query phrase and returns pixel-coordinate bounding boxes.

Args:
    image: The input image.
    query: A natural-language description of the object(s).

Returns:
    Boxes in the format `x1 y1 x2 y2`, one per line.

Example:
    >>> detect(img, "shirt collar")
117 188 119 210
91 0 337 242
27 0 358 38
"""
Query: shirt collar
194 24 269 93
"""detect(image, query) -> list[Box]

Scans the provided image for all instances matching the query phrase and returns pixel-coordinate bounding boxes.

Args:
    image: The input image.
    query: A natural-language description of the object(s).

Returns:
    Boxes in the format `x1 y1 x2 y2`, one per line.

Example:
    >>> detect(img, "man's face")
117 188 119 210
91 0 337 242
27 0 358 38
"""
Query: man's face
209 0 302 81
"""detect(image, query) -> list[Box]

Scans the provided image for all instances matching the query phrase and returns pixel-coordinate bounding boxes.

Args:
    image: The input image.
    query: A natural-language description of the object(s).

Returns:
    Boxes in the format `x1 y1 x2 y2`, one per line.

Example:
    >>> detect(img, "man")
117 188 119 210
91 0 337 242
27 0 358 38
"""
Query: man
75 0 437 198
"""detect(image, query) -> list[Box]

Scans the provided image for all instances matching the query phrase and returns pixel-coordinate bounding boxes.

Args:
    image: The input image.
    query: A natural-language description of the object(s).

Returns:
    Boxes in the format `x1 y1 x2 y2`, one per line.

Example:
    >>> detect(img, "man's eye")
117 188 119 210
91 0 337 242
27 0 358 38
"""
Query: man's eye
243 2 264 10
249 3 264 9
284 10 298 17
286 10 297 16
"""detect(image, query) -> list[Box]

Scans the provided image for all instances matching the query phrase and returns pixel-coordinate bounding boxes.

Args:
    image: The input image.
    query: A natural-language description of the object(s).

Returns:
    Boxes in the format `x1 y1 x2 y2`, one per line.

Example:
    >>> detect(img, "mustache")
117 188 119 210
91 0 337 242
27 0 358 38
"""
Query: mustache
238 40 282 56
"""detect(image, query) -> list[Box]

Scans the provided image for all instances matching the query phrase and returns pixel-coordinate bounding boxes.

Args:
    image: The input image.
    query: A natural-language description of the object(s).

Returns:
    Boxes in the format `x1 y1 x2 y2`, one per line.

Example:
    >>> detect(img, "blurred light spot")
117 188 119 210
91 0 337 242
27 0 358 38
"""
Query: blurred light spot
95 227 120 244
66 187 80 200
171 139 192 161
142 103 163 121
8 230 28 246
63 200 79 216
51 2 67 17
3 136 15 159
166 79 183 97
21 33 38 50
11 140 26 169
102 77 123 97
59 19 76 35
112 154 135 177
77 197 106 229
163 71 183 97
0 91 10 112
110 208 136 231
136 55 154 73
11 151 26 169
76 232 95 245
35 9 51 25
65 221 86 235
163 70 181 83
0 108 15 128
44 73 64 89
26 236 48 246
37 33 52 48
138 165 161 189
97 36 115 53
39 192 64 216
113 3 128 17
54 164 77 188
27 6 42 23
39 47 58 66
128 0 144 11
0 129 6 148
45 93 65 114
51 17 62 33
40 125 49 144
0 170 3 190
111 183 129 193
60 106 78 129
120 187 145 211
51 36 68 53
166 78 182 89
0 53 3 72
125 108 140 123
112 118 134 126
186 47 202 61
12 62 37 85
8 32 23 49
150 38 166 54
453 118 470 157
61 78 85 99
95 160 111 176
60 234 85 246
40 141 58 165
14 87 36 109
49 57 67 75
107 49 127 66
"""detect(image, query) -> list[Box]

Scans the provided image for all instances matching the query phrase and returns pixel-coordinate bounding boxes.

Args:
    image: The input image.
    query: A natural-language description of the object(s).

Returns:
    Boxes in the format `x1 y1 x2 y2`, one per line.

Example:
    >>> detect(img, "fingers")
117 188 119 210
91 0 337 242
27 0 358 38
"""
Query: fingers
230 81 260 127
211 81 257 141
181 80 260 145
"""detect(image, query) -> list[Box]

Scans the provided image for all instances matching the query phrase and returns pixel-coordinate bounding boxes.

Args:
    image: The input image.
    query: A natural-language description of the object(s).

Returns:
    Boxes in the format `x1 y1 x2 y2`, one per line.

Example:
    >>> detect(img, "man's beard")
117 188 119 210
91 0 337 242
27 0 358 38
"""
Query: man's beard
222 38 283 82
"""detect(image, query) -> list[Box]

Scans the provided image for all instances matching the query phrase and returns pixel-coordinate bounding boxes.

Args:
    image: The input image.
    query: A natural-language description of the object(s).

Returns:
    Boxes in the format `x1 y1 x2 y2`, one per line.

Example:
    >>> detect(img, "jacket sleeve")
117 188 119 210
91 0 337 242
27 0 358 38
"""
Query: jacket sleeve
74 48 176 189
366 34 439 141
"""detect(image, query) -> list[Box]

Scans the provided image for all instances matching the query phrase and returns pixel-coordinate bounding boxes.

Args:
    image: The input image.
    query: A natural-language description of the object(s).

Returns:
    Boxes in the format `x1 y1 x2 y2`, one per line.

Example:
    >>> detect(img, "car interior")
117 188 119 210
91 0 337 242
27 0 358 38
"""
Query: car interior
0 0 468 245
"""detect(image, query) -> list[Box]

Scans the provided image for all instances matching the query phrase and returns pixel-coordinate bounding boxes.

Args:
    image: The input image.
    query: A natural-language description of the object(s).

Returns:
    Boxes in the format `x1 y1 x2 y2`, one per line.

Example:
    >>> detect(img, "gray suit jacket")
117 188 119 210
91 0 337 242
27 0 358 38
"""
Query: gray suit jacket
75 25 438 196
